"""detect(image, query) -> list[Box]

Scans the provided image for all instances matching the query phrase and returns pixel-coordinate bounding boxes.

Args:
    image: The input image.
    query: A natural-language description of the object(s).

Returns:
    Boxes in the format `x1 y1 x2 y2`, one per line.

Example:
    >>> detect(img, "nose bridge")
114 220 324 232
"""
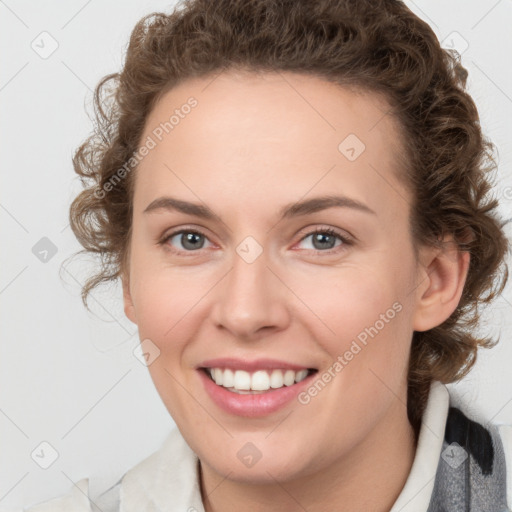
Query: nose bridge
212 237 287 336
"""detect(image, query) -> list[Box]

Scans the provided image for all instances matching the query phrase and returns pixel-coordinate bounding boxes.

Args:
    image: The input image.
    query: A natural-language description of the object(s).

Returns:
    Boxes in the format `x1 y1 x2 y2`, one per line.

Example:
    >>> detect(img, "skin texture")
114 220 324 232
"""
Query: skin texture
122 70 470 512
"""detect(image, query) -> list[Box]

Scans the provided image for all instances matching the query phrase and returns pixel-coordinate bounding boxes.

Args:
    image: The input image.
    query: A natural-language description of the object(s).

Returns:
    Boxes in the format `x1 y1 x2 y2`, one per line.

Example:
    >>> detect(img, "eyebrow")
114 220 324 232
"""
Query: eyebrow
143 194 376 221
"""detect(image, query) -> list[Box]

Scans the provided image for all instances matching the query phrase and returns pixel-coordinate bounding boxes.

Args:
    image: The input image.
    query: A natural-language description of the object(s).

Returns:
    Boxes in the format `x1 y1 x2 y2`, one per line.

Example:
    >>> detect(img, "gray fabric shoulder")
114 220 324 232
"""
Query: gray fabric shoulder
427 406 509 512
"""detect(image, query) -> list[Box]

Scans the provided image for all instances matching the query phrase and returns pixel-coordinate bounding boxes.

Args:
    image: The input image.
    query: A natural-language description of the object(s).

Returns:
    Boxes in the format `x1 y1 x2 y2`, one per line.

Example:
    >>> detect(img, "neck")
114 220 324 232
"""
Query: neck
200 398 417 512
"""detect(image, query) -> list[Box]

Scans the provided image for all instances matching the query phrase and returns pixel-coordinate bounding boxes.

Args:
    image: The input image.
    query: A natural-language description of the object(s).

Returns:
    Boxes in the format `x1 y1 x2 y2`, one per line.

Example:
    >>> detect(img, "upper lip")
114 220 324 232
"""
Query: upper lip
198 357 316 372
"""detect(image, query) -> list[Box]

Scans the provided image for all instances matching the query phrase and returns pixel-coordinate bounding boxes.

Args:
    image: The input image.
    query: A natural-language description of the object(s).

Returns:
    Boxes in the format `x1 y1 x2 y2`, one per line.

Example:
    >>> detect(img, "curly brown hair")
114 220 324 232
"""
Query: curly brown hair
64 0 509 439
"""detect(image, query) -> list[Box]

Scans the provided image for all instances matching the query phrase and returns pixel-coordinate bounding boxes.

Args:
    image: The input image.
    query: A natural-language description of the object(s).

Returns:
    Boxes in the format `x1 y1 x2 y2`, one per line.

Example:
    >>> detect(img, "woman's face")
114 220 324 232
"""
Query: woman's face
123 70 426 483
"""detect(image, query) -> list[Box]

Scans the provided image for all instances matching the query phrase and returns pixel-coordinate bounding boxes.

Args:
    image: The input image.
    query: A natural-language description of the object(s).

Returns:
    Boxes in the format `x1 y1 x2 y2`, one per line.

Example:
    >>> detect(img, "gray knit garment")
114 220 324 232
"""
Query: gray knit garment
426 406 509 512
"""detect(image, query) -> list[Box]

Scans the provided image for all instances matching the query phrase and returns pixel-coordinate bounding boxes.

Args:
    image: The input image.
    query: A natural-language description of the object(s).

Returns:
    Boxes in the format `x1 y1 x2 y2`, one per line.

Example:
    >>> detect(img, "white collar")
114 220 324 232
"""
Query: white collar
119 421 205 511
389 380 449 511
117 380 450 512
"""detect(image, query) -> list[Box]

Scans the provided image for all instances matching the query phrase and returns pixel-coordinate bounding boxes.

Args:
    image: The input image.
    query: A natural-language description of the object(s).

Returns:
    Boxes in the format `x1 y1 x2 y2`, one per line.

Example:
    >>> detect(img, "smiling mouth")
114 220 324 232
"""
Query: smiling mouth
200 367 318 394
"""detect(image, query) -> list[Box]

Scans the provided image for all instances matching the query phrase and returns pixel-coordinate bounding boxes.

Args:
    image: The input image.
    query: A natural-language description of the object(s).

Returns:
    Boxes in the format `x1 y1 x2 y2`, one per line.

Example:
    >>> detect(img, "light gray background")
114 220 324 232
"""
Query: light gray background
1 0 511 509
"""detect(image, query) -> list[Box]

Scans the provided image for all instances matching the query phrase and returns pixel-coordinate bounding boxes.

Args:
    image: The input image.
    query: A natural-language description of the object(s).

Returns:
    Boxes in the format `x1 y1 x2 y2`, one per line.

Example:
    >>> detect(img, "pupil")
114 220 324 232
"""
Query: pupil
314 233 334 249
183 232 202 250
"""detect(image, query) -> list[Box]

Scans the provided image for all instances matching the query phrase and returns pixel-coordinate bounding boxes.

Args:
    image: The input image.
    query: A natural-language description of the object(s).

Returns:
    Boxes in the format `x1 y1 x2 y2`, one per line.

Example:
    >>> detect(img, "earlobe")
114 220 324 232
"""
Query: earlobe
122 273 137 325
412 239 470 332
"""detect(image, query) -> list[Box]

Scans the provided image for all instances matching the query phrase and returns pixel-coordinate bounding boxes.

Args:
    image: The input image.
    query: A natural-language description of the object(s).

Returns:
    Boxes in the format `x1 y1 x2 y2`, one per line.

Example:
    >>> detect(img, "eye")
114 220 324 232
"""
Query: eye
296 227 351 254
159 226 352 255
160 228 213 253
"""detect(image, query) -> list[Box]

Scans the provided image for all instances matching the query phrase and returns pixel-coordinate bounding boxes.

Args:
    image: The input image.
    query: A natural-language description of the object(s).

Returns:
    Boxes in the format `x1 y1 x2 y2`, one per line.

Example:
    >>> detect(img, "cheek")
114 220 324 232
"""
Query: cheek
296 266 394 340
129 267 209 421
301 263 412 382
130 258 212 343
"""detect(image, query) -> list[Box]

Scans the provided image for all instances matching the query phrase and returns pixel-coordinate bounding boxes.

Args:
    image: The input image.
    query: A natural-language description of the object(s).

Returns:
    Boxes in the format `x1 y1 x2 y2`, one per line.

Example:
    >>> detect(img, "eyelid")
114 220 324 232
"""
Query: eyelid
295 224 354 244
160 224 354 255
159 225 215 254
293 225 354 254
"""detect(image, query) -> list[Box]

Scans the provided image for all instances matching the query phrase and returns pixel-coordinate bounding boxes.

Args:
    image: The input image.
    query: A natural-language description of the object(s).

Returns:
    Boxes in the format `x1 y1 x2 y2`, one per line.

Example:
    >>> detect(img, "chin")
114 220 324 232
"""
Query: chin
201 448 312 484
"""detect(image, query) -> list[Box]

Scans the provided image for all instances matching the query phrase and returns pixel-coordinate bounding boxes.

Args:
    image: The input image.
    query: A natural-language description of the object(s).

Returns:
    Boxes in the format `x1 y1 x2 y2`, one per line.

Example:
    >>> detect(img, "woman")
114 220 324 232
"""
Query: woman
26 0 511 510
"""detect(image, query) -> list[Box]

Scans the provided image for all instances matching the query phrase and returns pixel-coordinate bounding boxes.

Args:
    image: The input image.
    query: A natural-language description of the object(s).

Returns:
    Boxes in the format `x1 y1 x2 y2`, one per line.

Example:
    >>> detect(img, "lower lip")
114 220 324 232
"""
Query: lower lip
198 369 316 417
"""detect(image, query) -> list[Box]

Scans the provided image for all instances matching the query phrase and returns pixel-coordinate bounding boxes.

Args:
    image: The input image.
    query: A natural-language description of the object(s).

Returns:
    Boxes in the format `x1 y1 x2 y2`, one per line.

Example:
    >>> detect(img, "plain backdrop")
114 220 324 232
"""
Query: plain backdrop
1 0 511 509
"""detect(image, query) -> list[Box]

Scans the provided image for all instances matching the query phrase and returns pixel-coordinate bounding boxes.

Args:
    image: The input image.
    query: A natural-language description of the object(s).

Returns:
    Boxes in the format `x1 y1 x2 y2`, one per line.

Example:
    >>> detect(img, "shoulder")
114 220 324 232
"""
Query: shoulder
428 388 512 512
19 428 194 512
119 426 204 511
21 478 122 512
22 478 93 512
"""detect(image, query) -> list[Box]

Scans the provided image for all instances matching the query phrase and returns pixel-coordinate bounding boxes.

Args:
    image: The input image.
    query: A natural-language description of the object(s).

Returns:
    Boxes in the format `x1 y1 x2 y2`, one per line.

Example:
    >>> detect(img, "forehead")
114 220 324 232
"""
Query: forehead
133 70 409 222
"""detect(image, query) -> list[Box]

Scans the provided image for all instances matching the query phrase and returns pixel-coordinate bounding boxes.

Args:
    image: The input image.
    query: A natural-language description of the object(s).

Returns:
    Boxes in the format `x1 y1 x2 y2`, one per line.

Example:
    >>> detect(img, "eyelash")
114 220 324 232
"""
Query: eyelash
158 226 353 256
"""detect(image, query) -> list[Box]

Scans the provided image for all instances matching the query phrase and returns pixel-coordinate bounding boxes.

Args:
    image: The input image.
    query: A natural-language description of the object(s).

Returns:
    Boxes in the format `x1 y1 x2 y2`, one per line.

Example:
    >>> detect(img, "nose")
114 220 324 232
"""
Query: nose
210 242 290 340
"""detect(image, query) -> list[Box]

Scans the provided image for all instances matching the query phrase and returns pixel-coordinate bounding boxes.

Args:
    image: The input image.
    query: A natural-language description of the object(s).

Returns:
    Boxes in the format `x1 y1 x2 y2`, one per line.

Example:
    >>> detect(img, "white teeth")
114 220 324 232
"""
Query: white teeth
233 370 251 390
251 370 270 391
213 368 223 386
283 369 296 386
269 369 284 388
295 369 308 383
206 367 312 392
222 368 234 387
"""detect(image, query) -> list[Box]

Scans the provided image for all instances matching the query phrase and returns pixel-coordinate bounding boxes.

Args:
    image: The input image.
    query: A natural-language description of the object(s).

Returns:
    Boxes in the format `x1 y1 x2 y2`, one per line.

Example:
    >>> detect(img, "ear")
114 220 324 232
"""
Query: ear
412 237 470 332
121 271 137 325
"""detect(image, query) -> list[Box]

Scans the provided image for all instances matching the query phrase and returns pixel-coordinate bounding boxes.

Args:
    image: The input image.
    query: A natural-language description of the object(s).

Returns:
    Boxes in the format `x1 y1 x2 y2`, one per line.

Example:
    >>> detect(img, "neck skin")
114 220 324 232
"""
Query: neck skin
199 396 417 512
